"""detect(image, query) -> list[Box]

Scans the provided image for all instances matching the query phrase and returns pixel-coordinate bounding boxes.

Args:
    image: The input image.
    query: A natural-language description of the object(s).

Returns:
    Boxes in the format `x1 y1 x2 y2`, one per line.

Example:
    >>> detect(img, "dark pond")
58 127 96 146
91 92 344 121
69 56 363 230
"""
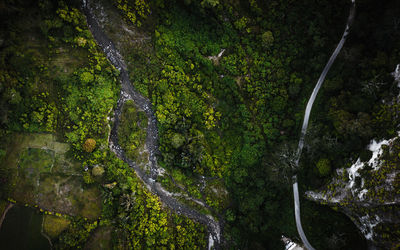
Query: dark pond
0 205 50 250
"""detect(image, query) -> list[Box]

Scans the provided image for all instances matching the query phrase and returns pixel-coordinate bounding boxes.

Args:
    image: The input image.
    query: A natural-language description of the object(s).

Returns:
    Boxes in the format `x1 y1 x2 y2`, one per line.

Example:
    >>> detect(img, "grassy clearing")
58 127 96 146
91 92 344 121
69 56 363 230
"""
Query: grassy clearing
0 133 101 221
0 133 69 170
43 214 71 238
34 174 102 221
80 187 102 220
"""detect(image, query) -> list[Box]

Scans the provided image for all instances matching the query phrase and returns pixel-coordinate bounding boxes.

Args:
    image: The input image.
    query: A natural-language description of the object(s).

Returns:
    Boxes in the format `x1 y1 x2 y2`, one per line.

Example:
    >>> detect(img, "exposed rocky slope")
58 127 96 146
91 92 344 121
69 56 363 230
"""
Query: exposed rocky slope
306 64 400 249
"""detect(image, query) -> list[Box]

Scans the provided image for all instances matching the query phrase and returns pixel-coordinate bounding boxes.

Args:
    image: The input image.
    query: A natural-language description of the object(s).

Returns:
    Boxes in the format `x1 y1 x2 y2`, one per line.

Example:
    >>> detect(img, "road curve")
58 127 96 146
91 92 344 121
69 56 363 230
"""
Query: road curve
82 1 221 248
293 1 356 249
293 181 314 249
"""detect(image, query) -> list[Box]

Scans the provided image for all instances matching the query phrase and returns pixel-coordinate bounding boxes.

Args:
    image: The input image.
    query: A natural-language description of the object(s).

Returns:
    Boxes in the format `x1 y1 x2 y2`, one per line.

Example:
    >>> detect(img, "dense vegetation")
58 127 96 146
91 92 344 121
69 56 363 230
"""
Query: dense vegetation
114 0 399 248
118 100 148 164
0 1 206 248
0 0 399 249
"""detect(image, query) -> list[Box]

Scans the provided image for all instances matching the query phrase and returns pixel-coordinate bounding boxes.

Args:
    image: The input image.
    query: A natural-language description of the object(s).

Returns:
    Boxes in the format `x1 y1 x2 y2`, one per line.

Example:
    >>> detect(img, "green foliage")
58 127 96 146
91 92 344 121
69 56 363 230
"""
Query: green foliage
118 100 148 162
316 158 331 177
83 138 96 153
119 1 344 247
113 0 150 27
101 155 207 248
0 0 119 157
201 0 219 7
79 71 94 84
57 218 97 249
374 102 400 137
234 16 249 31
92 165 105 176
171 133 185 149
83 171 95 184
43 215 71 238
0 1 207 249
56 4 86 27
2 0 399 249
261 31 274 47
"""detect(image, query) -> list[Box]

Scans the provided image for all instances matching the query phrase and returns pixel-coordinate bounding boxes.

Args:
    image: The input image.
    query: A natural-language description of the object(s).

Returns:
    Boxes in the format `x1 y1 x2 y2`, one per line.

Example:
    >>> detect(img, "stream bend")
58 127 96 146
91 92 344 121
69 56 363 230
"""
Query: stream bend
83 2 221 248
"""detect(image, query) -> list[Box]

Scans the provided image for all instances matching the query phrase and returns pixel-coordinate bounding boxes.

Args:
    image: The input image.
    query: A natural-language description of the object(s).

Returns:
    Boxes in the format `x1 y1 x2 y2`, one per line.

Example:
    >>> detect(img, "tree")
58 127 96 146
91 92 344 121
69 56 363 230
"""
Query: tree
83 138 96 152
201 0 219 7
92 165 105 176
171 133 185 149
80 71 94 84
316 158 331 177
261 31 274 48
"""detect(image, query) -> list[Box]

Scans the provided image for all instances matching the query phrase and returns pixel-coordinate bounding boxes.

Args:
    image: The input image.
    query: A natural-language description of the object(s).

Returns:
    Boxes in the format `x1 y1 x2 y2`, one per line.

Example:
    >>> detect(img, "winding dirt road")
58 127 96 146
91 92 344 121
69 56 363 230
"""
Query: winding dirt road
293 1 356 249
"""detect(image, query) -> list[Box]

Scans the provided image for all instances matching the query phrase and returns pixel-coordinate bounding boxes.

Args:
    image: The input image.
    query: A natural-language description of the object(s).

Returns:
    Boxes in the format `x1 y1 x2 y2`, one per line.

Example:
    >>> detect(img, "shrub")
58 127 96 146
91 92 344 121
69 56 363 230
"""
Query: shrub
83 138 96 152
171 133 185 149
316 158 331 177
92 165 105 176
80 71 94 84
261 31 274 47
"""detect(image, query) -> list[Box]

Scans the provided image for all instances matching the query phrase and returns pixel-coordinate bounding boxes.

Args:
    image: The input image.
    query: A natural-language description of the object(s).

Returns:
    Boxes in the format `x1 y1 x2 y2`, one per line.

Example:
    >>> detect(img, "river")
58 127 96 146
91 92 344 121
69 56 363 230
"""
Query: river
82 1 221 249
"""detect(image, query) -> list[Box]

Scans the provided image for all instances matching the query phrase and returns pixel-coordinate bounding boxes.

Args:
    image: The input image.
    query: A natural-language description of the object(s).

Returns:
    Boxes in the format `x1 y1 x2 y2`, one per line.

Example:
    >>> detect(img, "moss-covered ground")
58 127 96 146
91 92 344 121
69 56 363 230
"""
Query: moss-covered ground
2 133 102 221
43 214 71 238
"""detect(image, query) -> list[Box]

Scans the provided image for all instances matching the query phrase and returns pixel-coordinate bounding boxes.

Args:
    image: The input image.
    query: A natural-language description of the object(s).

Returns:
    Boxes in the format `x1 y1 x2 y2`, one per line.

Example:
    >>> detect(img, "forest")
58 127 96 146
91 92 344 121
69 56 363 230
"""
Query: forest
0 0 399 249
